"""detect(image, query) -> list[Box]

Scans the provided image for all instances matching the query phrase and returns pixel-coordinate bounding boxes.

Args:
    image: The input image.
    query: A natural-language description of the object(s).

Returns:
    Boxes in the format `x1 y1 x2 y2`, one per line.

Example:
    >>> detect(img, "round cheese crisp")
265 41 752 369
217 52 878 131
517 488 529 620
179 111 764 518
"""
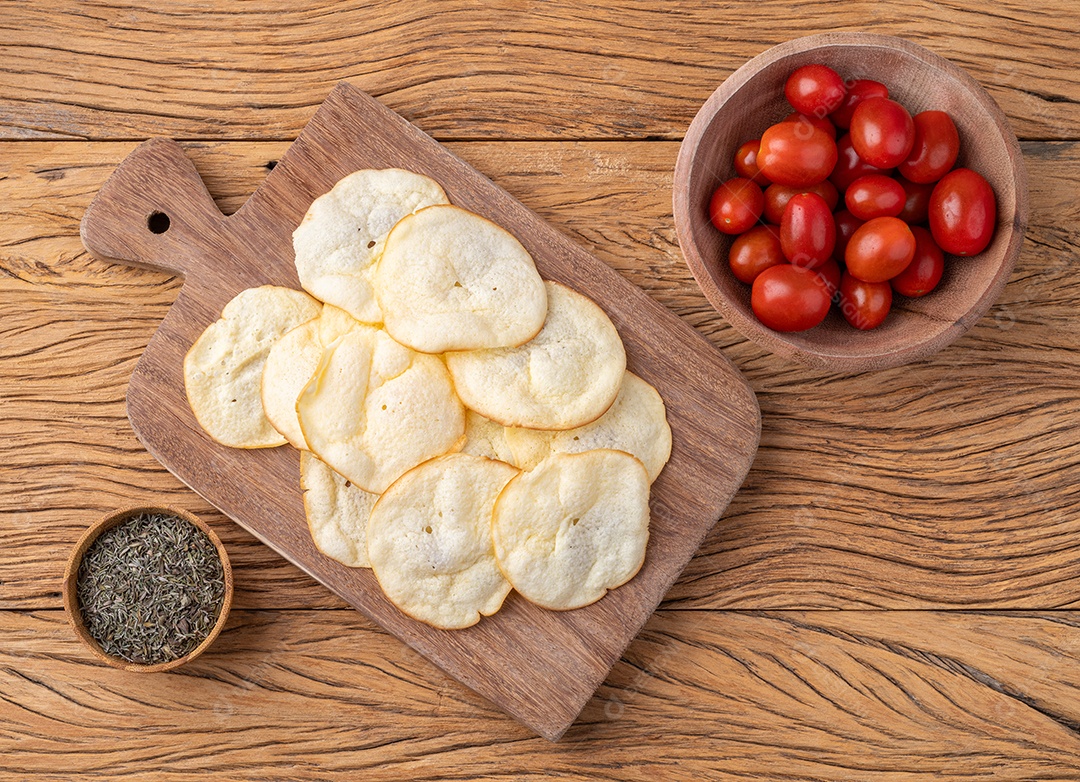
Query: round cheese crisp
459 411 518 465
374 205 547 353
492 450 650 610
261 319 321 449
300 452 377 568
293 169 449 324
445 282 626 430
367 454 518 629
297 325 465 494
261 305 366 450
185 286 321 448
505 372 671 482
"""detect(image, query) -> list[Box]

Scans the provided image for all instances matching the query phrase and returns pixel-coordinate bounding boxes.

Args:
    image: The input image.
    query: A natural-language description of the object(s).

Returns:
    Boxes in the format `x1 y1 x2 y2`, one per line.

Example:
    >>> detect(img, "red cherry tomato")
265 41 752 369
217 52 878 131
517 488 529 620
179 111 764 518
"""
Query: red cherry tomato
784 64 847 117
845 216 916 283
758 122 838 188
728 225 785 284
850 97 915 169
839 272 892 330
833 209 864 262
929 168 997 256
763 180 839 224
780 193 836 270
751 264 832 332
816 257 842 302
709 177 764 235
898 111 960 184
830 133 891 192
844 174 906 220
897 176 935 224
733 139 770 186
891 226 945 297
829 79 889 129
783 111 837 139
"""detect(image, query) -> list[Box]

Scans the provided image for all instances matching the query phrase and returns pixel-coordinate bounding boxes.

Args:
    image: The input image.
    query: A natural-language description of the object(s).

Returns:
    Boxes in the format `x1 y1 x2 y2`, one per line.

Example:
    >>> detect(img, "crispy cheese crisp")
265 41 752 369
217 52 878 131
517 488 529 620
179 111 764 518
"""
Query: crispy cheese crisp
446 282 625 430
375 205 547 353
293 169 449 324
505 372 671 482
301 452 377 568
297 325 465 494
184 286 321 448
492 450 650 610
367 454 518 629
261 319 321 449
261 305 368 450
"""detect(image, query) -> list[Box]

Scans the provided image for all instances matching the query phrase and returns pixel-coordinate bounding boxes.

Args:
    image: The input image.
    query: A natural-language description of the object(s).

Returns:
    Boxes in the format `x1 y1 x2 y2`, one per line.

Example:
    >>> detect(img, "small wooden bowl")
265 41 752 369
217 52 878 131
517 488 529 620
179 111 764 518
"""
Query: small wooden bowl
63 505 233 672
673 33 1028 371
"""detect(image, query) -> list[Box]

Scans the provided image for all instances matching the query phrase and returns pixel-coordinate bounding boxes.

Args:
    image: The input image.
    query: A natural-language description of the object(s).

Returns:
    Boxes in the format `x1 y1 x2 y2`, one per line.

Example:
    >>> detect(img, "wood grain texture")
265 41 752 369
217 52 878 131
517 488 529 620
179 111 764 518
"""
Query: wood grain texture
3 139 1078 613
74 84 760 740
0 0 1077 143
4 0 1080 771
3 609 1080 779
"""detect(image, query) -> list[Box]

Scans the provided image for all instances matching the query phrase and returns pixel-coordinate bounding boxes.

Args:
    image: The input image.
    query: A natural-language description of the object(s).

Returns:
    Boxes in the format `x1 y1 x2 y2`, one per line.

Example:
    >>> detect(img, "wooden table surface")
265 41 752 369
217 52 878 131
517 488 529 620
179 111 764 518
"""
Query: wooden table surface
2 2 1078 778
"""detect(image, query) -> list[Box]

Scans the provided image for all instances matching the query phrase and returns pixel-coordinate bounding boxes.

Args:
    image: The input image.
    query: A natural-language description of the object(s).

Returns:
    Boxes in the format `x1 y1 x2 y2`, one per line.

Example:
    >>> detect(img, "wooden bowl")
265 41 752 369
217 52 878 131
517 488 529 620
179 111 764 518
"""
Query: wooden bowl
63 505 233 672
673 33 1028 371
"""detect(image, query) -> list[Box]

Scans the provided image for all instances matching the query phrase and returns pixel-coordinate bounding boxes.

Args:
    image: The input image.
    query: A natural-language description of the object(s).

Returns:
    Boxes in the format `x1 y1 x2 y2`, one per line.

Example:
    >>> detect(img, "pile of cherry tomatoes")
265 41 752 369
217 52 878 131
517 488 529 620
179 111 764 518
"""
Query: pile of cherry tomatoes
710 63 997 332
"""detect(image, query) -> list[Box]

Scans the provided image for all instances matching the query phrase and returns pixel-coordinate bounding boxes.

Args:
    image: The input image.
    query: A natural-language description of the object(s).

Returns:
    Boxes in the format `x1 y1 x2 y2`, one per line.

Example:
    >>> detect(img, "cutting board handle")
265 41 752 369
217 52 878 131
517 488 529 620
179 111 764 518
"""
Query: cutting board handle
80 138 226 278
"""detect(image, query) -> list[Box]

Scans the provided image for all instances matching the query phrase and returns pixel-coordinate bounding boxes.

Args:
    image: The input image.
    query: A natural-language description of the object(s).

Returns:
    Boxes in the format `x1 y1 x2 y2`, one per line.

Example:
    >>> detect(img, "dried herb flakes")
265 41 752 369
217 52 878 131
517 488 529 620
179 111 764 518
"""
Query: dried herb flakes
76 512 226 665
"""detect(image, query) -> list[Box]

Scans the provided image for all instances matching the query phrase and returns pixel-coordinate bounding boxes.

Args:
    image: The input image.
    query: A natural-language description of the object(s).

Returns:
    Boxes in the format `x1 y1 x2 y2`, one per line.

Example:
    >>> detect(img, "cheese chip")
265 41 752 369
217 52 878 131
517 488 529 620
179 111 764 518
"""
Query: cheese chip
301 452 377 568
367 454 518 629
505 372 671 482
446 282 625 429
375 205 547 353
185 286 321 448
297 325 465 494
261 305 367 450
492 450 650 610
293 169 449 323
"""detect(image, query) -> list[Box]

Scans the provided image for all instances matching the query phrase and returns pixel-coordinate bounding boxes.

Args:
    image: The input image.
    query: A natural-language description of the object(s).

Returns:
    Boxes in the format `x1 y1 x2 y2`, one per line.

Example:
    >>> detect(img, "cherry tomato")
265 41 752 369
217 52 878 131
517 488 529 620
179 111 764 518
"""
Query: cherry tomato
845 216 916 283
780 193 836 270
891 226 945 297
784 64 847 117
897 176 935 224
709 177 764 235
830 133 891 192
844 174 905 220
833 209 864 262
816 257 842 303
783 111 837 139
733 139 770 186
839 272 892 330
728 225 785 284
763 180 839 224
929 168 996 256
829 79 889 129
758 122 838 188
898 111 960 184
751 264 832 332
850 97 915 169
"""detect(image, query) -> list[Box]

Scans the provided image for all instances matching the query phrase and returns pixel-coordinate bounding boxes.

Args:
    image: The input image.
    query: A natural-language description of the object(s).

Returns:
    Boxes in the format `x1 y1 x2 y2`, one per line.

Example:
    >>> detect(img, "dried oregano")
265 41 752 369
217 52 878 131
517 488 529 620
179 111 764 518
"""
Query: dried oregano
77 512 226 665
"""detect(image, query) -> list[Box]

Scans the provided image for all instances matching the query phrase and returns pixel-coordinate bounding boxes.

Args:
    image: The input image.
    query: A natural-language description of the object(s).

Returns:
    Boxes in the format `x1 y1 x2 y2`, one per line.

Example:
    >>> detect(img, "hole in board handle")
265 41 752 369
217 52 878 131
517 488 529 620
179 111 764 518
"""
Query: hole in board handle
147 211 171 234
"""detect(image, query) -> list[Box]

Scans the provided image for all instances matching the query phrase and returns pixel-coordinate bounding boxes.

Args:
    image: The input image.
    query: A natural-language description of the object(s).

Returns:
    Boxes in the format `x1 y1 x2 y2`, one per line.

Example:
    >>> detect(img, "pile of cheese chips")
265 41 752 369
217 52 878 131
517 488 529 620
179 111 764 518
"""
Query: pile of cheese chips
184 169 672 629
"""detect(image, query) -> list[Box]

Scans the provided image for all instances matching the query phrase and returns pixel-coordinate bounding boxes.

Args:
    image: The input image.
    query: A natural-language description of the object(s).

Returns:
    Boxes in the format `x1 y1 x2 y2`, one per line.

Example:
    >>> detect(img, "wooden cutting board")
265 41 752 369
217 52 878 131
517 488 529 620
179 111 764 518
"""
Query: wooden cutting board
79 82 760 740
